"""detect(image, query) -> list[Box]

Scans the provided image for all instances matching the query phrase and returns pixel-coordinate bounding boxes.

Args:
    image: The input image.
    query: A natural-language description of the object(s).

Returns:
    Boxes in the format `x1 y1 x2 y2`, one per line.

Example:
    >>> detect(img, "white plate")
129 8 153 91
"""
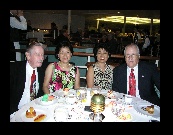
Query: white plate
35 97 58 106
54 106 69 122
134 103 160 118
54 89 76 97
15 106 51 122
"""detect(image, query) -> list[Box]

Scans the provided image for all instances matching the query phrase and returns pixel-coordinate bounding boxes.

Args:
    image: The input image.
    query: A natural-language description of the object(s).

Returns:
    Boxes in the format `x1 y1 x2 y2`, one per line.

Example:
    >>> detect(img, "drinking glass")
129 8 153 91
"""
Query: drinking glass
124 95 133 105
90 86 101 96
76 87 87 101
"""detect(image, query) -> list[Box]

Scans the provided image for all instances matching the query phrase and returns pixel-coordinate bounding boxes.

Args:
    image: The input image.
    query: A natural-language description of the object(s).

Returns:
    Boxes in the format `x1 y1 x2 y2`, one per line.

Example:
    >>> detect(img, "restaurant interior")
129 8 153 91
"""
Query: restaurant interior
10 10 160 122
12 10 160 86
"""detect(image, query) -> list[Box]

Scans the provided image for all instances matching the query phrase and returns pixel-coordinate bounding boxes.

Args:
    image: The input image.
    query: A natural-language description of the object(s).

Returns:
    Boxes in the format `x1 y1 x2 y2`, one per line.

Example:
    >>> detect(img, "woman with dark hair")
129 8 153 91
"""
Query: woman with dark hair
43 41 80 93
86 43 115 90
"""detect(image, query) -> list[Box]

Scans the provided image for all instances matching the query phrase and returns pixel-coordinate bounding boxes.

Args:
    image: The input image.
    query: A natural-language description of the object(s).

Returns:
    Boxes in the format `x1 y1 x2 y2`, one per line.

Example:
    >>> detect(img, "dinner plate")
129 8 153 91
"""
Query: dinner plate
35 97 58 106
15 106 51 122
134 103 160 118
54 106 69 122
54 89 76 97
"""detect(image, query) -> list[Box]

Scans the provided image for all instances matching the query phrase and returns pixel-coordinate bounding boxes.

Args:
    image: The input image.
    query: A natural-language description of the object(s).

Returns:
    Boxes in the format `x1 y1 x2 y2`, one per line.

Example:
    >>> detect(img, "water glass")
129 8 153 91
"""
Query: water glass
76 87 87 100
90 86 101 96
125 95 133 105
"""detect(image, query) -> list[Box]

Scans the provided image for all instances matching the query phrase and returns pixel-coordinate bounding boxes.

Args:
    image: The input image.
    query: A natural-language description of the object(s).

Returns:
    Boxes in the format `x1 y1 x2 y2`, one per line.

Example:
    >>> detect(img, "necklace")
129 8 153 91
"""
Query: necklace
59 61 70 69
96 62 106 71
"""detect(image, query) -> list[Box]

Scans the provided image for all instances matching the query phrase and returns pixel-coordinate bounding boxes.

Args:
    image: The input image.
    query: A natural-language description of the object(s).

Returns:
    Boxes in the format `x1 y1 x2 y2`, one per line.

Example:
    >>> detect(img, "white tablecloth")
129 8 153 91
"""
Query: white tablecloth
10 89 160 122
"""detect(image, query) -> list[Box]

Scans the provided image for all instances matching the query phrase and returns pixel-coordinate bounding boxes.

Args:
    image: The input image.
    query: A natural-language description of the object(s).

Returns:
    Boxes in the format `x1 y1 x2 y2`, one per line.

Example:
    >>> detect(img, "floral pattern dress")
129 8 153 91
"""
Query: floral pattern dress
48 62 78 92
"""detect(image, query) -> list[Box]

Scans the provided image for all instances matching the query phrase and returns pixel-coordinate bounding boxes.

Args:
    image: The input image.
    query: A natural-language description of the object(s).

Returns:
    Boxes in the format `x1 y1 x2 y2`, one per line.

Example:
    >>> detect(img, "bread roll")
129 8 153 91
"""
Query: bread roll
34 114 46 122
26 107 36 118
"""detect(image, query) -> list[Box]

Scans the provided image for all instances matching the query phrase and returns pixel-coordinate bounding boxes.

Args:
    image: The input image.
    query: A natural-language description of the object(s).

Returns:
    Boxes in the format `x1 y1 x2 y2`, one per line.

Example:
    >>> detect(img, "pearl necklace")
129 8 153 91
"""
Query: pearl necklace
59 61 70 69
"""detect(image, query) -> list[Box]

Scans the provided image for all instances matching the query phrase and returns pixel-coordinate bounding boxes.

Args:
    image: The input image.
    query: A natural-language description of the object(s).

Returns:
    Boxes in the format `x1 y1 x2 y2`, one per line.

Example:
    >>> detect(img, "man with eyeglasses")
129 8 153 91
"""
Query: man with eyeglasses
112 43 160 106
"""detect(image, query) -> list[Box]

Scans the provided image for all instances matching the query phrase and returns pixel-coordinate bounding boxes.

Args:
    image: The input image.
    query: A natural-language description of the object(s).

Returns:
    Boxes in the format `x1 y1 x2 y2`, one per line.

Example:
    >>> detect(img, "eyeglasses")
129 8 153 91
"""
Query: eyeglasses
125 54 139 58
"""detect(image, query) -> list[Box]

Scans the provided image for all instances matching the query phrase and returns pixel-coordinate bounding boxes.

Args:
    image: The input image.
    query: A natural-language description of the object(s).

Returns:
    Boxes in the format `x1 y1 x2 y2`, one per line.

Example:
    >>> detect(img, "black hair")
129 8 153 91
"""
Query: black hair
93 43 111 60
55 41 73 59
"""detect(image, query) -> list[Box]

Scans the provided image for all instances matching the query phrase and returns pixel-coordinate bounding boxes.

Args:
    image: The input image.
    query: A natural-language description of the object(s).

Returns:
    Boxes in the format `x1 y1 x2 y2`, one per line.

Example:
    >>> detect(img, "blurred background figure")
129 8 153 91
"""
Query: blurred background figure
155 30 160 44
50 22 58 39
26 20 33 32
74 28 83 44
99 34 108 44
54 29 70 45
136 31 141 40
153 30 160 57
44 22 59 39
142 30 150 56
107 32 119 63
10 10 27 61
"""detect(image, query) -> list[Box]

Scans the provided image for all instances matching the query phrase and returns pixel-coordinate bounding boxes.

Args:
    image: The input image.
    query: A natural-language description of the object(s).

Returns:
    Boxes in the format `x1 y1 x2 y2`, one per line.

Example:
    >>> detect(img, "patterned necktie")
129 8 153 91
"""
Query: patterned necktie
30 70 36 101
128 68 136 96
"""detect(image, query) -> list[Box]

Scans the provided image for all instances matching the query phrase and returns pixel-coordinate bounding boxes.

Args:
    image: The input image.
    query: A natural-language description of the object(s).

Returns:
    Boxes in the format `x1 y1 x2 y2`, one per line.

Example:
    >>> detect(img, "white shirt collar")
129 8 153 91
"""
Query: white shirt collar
26 61 37 75
127 64 138 72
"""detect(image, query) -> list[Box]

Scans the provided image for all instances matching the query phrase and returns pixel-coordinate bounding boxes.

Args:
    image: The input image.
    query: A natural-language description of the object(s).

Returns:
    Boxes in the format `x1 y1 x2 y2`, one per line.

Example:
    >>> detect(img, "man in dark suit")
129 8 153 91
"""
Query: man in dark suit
10 41 49 115
112 43 160 106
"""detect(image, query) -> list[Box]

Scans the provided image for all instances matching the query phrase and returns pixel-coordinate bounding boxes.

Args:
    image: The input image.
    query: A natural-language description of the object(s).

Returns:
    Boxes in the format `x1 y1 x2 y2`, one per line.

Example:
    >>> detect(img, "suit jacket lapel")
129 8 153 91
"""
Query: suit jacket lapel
18 62 26 93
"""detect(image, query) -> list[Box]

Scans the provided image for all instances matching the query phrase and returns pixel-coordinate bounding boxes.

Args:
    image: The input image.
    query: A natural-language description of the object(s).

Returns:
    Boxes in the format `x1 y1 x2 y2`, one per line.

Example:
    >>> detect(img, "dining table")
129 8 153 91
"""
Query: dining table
10 88 160 122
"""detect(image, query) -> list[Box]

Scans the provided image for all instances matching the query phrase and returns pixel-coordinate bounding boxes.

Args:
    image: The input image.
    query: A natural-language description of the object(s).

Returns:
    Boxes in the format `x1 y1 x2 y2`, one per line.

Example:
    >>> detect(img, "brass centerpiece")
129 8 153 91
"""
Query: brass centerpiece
89 94 105 122
90 94 105 113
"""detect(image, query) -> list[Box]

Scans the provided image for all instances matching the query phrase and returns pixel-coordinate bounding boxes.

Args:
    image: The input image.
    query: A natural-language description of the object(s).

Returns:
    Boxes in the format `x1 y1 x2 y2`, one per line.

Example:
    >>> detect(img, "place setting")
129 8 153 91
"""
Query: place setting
34 93 58 106
133 102 160 118
14 106 51 122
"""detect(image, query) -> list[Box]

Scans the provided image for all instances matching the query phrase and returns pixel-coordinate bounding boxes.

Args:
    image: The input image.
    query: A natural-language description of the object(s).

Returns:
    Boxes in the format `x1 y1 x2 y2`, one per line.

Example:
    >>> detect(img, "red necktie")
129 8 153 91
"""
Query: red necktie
128 68 136 96
30 70 36 101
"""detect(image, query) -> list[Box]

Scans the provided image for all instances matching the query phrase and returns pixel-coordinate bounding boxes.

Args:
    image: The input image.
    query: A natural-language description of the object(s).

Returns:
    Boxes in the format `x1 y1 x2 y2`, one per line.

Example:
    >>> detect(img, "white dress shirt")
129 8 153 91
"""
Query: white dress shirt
10 12 27 30
10 12 27 61
18 61 39 109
